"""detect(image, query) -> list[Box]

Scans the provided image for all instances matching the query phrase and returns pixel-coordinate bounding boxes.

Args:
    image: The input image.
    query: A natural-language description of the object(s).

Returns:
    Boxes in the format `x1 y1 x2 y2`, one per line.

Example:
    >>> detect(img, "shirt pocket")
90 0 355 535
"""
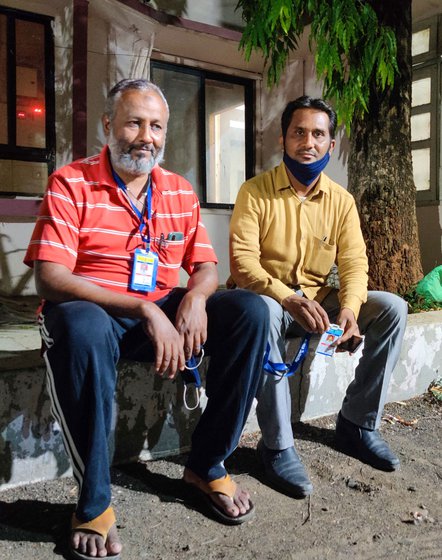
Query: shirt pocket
155 240 185 289
303 236 337 277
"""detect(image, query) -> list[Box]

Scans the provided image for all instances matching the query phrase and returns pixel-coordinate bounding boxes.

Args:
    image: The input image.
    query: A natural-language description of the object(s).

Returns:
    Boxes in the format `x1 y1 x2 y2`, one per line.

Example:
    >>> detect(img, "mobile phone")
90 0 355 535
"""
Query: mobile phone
167 232 184 241
339 334 364 354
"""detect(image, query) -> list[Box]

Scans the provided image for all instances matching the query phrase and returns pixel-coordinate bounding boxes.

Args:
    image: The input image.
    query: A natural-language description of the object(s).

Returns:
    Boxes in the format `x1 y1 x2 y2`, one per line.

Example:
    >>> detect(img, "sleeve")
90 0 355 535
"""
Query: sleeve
23 172 80 270
336 198 369 318
229 183 294 303
181 193 218 275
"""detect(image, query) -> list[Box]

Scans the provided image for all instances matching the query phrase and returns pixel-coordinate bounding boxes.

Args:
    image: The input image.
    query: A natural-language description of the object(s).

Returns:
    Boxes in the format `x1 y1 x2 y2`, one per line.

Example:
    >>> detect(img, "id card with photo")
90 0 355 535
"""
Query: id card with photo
130 248 158 293
315 324 344 357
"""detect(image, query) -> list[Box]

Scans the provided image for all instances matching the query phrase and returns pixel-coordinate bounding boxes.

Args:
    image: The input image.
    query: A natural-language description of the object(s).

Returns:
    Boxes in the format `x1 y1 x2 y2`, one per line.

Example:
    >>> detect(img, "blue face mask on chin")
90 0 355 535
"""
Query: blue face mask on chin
283 150 331 186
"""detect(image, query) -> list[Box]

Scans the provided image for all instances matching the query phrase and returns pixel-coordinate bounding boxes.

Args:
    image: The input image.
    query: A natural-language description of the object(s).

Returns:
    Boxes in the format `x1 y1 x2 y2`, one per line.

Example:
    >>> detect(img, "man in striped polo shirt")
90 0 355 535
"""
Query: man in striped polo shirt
24 79 269 559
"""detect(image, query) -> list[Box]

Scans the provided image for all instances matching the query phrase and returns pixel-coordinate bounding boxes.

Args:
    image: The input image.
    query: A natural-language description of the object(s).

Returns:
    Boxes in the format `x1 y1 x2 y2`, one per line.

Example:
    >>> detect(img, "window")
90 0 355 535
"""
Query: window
151 61 254 207
0 7 55 195
411 16 441 203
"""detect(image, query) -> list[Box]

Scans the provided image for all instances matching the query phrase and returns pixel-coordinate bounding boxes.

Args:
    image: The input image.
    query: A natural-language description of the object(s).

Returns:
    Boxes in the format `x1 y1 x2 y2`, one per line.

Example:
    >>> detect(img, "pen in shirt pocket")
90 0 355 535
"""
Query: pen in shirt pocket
158 233 166 250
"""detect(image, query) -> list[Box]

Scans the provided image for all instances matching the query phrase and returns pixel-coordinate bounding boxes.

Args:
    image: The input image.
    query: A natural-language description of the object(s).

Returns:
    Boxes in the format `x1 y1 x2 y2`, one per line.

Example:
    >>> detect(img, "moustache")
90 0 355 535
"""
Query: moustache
128 143 155 155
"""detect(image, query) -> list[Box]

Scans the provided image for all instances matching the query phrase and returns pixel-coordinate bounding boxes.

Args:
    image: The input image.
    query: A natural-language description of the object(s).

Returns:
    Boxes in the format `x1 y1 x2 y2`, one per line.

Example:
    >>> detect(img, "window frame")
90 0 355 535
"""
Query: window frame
0 6 55 179
412 15 441 205
150 59 254 209
412 64 439 203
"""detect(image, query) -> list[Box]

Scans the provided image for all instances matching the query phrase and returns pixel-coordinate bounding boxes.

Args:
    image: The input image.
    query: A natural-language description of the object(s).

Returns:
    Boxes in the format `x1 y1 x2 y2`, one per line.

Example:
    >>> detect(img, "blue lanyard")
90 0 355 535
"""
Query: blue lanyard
263 334 311 377
112 168 152 250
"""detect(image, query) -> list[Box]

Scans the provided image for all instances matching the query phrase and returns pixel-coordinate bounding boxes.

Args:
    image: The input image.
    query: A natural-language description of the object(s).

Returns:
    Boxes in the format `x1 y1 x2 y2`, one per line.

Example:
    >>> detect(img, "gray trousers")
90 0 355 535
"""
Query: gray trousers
257 290 408 450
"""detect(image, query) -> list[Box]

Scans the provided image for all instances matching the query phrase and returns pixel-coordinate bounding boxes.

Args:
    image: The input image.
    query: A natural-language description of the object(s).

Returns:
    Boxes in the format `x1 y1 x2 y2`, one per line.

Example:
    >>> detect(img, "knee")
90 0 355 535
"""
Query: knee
46 301 113 346
366 291 408 330
260 294 285 330
380 292 408 324
233 289 270 324
213 289 270 329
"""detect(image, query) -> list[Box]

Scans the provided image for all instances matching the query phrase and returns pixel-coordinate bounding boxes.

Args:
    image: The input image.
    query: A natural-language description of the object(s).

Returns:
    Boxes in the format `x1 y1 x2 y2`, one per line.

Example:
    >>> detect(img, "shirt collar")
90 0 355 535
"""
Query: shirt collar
99 145 118 187
275 160 331 198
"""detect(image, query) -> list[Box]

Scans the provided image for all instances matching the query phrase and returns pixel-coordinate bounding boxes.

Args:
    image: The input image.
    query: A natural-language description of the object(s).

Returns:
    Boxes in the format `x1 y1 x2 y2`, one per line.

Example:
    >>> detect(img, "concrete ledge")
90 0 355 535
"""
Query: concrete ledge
288 310 442 421
1 310 441 490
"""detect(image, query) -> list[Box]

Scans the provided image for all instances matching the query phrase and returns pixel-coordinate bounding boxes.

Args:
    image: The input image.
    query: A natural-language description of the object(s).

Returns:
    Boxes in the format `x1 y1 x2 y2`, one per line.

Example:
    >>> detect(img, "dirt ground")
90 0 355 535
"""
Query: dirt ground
0 393 441 560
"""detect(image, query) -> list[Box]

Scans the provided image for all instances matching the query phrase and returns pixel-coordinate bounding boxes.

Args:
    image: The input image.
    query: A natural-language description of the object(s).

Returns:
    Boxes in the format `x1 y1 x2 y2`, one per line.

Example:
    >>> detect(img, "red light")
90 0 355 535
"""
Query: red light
33 107 43 114
17 111 26 119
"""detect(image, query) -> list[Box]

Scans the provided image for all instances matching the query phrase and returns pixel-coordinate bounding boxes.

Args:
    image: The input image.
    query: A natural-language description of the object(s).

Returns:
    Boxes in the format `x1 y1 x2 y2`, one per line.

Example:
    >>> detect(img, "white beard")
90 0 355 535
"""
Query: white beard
108 131 165 176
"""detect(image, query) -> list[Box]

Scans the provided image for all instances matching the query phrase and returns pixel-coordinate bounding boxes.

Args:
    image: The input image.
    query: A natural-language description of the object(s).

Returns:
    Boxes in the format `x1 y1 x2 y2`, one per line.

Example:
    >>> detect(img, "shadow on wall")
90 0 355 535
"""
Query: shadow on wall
416 204 442 274
0 233 34 297
0 363 71 486
53 1 74 168
113 361 205 464
0 357 206 488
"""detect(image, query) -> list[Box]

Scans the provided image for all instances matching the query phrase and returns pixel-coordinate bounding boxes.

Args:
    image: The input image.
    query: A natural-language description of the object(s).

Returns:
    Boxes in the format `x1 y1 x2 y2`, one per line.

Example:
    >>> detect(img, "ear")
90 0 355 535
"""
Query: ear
102 114 111 137
328 139 336 155
279 135 284 150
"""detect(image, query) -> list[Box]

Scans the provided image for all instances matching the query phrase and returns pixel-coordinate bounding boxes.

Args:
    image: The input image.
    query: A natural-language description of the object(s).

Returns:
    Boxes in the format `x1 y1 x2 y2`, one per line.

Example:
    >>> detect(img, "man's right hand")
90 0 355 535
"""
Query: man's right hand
35 260 186 378
281 293 329 333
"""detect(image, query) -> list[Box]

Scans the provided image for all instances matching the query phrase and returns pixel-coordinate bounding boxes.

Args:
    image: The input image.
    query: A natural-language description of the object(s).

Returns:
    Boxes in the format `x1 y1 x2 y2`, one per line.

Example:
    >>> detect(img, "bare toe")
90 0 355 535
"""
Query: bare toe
106 524 122 556
233 487 252 514
71 523 121 558
211 484 252 518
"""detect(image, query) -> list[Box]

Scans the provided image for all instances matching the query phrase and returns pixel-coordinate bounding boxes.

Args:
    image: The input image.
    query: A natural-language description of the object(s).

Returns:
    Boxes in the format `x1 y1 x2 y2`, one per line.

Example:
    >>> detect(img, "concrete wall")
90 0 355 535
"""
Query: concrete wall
1 310 441 490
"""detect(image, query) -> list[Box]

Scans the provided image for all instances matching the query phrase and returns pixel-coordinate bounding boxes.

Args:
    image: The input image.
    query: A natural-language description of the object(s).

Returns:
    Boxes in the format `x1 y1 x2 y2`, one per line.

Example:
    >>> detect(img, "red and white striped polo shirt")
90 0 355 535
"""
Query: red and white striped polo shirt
24 146 218 301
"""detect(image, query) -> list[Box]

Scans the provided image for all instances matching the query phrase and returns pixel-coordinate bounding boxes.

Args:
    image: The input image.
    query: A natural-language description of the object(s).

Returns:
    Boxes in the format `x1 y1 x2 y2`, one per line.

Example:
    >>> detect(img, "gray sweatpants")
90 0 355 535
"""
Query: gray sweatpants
257 290 408 450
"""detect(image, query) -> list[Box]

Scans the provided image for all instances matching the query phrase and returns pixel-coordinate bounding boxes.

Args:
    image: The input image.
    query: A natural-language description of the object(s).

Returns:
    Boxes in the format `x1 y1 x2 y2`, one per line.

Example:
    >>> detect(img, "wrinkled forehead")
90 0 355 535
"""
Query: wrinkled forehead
113 89 169 121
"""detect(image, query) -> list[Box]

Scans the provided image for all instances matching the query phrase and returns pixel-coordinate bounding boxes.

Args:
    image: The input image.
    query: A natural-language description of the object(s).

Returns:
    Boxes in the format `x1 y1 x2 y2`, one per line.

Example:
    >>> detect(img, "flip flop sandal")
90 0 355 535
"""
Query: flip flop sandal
70 506 121 560
184 468 255 525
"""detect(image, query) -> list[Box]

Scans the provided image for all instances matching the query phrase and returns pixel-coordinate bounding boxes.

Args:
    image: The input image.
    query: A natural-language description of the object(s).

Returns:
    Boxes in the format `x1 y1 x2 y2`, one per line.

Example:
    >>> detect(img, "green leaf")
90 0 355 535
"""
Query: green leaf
237 0 399 131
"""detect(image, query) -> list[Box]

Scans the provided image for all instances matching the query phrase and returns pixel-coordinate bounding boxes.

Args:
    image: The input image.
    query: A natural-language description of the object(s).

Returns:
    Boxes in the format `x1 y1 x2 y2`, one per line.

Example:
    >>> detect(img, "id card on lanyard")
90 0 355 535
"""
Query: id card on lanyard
112 169 159 293
131 248 158 292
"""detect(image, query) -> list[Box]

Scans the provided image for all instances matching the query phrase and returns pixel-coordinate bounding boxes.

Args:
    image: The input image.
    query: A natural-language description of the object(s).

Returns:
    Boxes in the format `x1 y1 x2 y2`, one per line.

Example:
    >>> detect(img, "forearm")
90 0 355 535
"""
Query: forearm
337 260 368 318
230 258 294 303
186 262 218 300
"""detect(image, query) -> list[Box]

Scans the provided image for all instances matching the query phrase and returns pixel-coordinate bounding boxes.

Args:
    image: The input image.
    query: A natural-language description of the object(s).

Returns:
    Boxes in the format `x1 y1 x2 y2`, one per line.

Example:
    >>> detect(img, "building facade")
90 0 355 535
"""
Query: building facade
0 0 440 297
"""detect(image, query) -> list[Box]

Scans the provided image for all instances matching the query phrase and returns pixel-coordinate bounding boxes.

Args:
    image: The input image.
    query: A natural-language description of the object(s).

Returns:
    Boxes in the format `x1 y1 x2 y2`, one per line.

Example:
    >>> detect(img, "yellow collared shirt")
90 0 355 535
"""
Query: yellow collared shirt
229 162 368 318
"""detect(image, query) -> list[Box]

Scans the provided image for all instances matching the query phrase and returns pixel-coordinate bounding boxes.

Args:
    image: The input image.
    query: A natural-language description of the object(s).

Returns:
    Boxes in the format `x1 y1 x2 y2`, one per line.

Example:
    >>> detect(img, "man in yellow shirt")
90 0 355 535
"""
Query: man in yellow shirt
229 96 408 498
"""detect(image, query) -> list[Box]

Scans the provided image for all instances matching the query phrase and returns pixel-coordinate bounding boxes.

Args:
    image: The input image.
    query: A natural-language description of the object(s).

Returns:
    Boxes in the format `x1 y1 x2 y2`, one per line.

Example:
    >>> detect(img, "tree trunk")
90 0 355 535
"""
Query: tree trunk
348 0 423 293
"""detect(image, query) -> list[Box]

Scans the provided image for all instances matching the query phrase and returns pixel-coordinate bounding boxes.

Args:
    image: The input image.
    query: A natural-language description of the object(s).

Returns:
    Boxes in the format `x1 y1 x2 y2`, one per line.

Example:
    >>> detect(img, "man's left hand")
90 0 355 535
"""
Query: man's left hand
175 291 208 361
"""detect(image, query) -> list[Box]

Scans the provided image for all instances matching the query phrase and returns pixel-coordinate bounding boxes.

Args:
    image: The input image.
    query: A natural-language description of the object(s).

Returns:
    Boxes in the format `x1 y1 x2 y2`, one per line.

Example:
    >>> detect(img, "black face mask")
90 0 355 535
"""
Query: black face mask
283 150 331 186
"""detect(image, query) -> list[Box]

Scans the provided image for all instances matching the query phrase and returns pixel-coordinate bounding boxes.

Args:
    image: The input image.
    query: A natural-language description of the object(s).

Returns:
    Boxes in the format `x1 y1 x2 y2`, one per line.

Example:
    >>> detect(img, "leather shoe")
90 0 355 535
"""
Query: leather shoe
257 439 313 498
335 412 400 471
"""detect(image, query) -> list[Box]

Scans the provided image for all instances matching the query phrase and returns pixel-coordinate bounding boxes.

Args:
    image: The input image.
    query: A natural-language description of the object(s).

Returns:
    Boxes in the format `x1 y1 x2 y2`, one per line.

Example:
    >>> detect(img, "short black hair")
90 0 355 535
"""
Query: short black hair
281 96 337 140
